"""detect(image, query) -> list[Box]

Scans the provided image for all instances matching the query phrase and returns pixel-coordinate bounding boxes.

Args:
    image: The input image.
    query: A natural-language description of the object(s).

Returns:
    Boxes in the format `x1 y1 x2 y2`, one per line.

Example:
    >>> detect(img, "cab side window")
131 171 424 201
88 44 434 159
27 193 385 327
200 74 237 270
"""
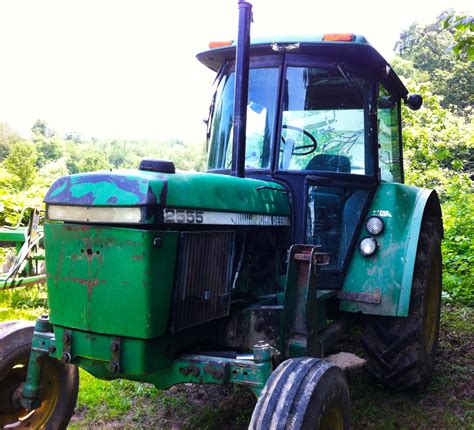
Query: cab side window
378 84 402 182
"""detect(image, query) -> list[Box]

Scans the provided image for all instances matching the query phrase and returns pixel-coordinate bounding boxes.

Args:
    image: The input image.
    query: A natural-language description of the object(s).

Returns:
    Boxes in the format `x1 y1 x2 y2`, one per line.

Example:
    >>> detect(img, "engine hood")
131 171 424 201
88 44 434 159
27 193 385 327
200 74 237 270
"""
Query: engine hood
44 170 291 220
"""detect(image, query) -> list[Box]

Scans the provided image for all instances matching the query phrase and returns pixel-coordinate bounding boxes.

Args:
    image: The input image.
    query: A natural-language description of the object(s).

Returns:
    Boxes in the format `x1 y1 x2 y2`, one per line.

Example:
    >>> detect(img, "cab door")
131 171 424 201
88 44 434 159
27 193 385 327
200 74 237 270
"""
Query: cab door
273 55 378 289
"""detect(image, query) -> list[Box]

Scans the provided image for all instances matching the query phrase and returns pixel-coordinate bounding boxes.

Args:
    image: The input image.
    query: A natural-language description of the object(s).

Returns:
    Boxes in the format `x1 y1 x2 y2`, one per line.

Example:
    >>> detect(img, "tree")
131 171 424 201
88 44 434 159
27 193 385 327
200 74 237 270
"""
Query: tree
35 136 63 167
395 13 473 111
64 131 84 144
30 119 63 167
108 140 129 168
77 151 110 173
441 13 474 61
0 122 21 161
31 119 56 140
4 141 38 190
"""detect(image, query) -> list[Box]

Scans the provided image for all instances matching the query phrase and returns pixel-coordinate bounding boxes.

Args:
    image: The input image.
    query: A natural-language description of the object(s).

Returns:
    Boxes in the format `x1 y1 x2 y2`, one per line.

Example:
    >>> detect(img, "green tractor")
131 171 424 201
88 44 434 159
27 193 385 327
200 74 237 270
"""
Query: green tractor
0 2 442 429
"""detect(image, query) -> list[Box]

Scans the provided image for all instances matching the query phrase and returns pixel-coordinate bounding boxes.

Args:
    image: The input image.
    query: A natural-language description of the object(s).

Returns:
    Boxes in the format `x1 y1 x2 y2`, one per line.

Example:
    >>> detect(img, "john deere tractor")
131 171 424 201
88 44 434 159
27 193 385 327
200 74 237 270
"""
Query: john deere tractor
0 2 442 429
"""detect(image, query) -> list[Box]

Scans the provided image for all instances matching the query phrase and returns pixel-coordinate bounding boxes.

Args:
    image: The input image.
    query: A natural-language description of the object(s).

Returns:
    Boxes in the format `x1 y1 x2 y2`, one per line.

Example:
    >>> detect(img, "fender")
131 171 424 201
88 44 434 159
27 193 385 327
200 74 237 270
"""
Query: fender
339 183 442 317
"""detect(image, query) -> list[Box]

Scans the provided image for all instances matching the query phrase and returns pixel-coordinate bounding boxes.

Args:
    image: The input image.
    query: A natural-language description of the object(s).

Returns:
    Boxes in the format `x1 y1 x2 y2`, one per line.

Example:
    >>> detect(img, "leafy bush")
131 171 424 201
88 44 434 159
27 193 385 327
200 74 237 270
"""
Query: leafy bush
441 177 473 304
0 181 46 227
4 141 38 190
396 68 474 305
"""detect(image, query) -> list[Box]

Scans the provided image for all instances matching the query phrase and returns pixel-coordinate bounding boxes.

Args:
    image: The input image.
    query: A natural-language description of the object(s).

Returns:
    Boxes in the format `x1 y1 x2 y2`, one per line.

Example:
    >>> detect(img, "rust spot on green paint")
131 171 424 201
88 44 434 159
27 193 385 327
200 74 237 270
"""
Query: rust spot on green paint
87 278 99 298
367 266 377 275
57 276 105 288
64 225 91 232
44 223 179 339
124 240 142 246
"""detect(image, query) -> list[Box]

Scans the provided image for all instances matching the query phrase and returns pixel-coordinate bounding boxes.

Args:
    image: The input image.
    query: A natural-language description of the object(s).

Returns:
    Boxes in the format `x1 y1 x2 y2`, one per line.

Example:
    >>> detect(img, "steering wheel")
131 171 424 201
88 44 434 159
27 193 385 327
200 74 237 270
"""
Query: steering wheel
281 125 318 155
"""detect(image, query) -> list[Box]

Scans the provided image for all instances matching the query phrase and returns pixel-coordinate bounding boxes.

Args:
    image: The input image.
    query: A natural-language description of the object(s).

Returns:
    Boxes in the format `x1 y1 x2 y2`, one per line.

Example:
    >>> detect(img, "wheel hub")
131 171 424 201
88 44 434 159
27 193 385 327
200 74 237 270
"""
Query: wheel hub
0 360 60 429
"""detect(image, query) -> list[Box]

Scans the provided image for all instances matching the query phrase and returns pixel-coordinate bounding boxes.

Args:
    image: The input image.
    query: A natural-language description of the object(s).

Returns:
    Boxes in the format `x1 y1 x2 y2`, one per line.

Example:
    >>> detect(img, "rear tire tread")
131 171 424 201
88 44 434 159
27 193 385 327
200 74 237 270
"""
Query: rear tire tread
361 217 442 391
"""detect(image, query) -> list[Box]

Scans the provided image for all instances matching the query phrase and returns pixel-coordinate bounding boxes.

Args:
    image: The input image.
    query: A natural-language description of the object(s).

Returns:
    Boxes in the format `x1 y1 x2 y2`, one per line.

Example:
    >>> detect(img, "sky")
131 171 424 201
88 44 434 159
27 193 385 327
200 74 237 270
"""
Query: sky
0 0 472 143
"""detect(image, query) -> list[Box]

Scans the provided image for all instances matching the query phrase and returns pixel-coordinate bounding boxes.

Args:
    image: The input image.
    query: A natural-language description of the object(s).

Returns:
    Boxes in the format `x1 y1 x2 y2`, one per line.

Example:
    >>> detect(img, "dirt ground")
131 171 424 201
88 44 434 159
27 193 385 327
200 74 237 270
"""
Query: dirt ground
69 304 473 429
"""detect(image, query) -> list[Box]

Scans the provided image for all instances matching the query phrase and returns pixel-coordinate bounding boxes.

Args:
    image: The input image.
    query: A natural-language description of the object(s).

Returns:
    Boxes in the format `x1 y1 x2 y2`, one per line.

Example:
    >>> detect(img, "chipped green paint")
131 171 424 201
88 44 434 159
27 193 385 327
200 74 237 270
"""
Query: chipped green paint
67 177 148 205
45 171 162 207
49 178 68 198
44 325 272 394
45 223 178 339
340 183 439 317
44 170 290 217
52 325 173 375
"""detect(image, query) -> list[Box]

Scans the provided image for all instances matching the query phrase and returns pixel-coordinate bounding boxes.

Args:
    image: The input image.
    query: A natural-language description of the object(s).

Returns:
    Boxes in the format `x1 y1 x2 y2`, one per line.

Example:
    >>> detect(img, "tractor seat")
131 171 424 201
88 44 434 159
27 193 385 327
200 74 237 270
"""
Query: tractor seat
305 154 351 173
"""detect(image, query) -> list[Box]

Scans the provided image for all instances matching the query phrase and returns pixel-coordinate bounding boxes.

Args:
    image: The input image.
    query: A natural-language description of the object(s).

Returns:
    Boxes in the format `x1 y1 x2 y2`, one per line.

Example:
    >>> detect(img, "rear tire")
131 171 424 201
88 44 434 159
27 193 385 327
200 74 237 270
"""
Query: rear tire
361 217 442 391
0 320 79 430
250 357 351 430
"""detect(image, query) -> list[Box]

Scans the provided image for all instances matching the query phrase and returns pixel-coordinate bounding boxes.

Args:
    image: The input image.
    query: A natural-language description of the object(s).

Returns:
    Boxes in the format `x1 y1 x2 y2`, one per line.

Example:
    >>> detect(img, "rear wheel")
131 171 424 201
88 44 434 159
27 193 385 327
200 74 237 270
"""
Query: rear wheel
361 217 442 390
0 320 79 429
250 357 351 430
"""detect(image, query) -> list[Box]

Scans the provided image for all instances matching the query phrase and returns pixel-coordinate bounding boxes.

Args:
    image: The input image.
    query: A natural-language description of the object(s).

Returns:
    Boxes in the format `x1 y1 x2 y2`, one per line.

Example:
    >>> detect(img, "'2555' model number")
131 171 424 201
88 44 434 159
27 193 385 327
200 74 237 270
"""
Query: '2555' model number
164 209 203 224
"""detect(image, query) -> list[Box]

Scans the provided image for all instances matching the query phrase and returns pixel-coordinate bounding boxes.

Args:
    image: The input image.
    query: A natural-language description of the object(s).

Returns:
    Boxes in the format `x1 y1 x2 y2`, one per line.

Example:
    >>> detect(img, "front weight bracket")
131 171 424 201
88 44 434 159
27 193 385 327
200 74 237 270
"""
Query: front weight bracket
19 314 56 410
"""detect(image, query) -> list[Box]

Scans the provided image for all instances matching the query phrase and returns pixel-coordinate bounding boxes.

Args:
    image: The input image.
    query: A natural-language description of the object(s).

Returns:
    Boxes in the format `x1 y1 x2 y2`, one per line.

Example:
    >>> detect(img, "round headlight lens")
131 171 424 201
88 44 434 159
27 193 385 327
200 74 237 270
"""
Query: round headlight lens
360 237 378 256
366 216 384 236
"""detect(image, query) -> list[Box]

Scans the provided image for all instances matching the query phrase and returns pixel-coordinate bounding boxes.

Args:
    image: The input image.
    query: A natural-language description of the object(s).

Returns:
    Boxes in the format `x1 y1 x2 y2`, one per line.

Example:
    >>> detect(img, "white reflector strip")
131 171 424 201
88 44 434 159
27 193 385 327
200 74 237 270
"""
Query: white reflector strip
47 205 142 224
163 208 290 226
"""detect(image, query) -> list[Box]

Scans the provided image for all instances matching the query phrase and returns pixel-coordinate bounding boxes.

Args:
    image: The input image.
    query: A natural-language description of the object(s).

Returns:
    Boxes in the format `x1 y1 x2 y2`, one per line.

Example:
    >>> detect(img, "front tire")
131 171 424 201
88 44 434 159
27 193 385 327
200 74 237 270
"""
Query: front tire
250 357 351 430
361 217 442 391
0 320 79 429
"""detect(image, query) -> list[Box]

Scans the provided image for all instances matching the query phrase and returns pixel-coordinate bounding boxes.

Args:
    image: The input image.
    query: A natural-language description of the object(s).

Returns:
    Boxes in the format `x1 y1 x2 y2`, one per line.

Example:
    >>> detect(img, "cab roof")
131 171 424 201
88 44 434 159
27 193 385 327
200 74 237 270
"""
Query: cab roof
196 35 408 99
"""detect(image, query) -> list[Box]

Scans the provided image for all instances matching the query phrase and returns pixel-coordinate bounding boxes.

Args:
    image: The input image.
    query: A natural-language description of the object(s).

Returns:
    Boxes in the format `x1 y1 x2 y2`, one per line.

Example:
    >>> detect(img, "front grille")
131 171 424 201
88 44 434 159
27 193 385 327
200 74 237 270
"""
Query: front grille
170 231 235 332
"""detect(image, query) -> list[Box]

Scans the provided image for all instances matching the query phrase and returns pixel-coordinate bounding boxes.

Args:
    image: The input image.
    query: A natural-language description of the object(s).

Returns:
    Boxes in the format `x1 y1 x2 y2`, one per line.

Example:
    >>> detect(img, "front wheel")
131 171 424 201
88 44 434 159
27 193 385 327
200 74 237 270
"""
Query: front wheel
0 320 79 430
250 357 351 430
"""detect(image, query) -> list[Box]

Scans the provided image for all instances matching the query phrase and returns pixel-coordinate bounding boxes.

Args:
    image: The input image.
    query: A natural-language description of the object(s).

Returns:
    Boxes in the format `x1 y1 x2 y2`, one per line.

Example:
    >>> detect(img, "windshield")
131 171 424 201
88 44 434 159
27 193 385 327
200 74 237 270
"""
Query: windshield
207 62 372 175
208 67 279 170
280 66 370 175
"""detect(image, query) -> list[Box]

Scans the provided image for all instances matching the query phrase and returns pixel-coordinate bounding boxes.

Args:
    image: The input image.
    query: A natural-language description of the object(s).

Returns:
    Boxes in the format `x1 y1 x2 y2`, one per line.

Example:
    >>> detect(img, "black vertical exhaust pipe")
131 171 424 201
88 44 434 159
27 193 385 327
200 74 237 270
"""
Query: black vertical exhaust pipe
231 0 252 178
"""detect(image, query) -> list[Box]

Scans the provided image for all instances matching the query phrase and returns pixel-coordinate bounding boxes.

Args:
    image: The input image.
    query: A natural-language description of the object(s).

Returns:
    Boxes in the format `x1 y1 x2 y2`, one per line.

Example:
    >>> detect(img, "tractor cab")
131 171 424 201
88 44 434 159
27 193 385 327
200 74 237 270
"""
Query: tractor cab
198 34 410 288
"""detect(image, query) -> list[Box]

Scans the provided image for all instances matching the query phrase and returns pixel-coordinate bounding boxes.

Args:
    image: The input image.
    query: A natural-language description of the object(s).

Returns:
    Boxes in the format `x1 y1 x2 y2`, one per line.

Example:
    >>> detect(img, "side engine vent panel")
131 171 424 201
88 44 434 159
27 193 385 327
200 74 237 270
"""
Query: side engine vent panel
170 231 235 332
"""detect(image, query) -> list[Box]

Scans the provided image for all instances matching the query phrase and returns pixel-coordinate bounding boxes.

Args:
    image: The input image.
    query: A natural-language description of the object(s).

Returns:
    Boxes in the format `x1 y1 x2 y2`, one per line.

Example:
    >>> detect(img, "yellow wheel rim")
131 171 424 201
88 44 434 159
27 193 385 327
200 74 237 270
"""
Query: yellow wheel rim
423 256 441 354
0 358 60 429
319 406 344 430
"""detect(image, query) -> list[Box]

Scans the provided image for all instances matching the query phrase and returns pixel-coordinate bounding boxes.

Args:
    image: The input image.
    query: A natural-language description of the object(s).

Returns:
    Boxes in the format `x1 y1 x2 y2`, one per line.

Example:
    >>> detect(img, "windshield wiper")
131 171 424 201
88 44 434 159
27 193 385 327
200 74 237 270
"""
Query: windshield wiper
337 64 366 102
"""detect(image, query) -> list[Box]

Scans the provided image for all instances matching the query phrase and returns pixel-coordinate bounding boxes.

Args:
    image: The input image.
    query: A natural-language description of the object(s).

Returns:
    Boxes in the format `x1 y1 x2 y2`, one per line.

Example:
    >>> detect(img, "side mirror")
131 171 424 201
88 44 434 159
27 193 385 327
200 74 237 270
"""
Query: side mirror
405 93 423 111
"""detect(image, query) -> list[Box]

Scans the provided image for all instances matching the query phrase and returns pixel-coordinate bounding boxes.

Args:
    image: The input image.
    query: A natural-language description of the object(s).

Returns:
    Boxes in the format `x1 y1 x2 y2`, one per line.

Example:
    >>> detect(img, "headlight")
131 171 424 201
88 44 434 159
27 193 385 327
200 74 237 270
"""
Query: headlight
366 216 384 236
47 205 143 224
359 237 378 257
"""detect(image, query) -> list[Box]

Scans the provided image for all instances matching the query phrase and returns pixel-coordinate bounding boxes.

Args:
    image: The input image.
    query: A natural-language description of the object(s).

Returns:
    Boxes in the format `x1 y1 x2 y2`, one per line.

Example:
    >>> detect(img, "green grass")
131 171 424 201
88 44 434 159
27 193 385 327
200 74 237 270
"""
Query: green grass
349 305 474 430
1 287 473 429
70 375 254 429
0 285 47 320
69 372 160 429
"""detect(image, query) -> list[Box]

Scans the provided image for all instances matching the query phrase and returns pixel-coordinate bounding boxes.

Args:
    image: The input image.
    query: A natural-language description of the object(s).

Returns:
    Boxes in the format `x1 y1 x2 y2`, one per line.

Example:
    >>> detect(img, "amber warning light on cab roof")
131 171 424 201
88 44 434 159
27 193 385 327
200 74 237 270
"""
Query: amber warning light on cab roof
208 34 357 49
209 40 234 49
322 33 355 41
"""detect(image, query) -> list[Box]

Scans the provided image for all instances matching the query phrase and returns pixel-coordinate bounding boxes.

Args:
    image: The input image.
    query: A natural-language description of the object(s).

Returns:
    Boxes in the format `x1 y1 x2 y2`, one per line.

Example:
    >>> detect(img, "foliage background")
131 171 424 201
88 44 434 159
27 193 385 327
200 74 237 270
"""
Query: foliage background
0 12 472 304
